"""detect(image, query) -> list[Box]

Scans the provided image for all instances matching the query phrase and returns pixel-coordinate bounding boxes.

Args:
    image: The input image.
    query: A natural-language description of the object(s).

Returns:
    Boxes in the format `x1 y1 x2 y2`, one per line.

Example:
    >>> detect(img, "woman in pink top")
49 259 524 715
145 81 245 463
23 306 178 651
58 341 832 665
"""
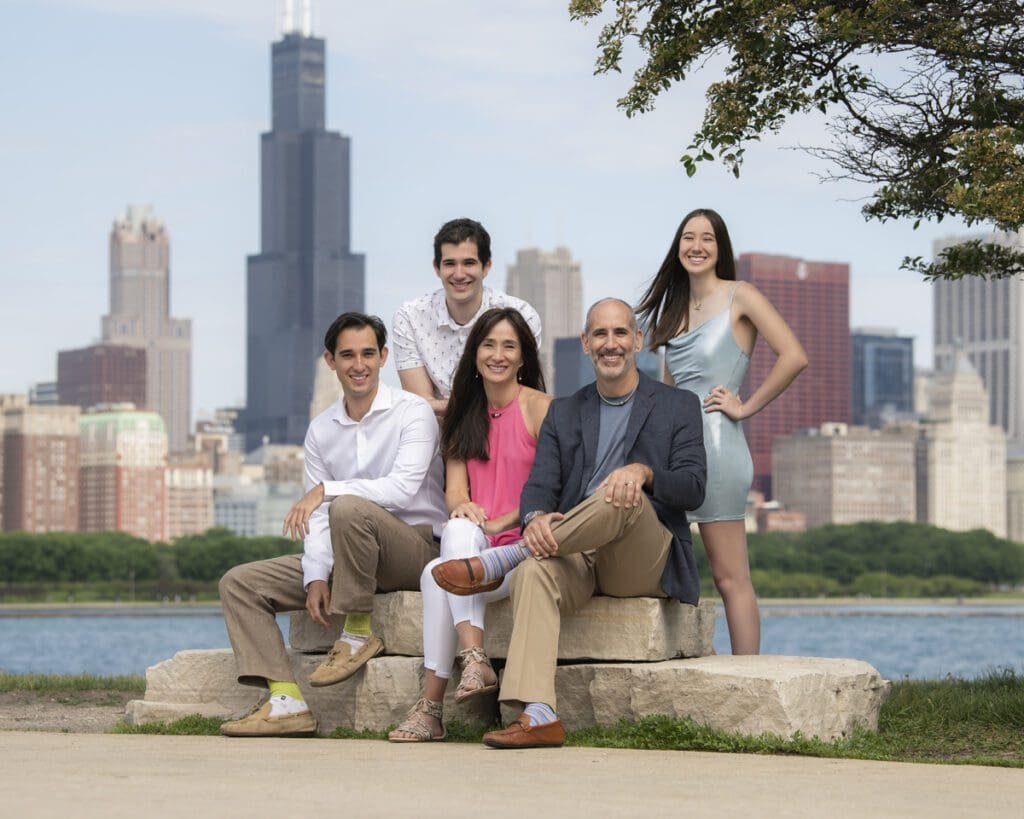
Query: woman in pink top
389 308 551 742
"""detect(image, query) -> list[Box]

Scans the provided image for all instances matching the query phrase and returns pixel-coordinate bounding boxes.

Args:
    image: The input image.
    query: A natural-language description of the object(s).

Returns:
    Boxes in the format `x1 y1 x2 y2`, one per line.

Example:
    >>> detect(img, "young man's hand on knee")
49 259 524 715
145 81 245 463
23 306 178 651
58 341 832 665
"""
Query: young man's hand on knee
305 580 331 627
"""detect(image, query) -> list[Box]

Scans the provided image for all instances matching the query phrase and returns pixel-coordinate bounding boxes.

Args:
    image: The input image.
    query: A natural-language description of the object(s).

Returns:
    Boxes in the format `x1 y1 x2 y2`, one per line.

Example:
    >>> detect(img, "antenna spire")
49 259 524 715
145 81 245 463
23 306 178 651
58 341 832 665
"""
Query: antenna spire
281 0 313 35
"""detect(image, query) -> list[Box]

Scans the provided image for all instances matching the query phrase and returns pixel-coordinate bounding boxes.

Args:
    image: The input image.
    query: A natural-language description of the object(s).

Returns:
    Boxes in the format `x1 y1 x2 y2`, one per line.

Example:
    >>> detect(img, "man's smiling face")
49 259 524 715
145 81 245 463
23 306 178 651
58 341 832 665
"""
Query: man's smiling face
434 239 491 309
582 299 642 386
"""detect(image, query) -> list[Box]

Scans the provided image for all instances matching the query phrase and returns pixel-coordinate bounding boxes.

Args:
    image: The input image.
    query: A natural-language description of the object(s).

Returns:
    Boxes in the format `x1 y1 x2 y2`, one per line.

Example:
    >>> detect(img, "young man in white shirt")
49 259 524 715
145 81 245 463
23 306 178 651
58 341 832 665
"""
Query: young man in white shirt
392 218 541 416
219 312 446 737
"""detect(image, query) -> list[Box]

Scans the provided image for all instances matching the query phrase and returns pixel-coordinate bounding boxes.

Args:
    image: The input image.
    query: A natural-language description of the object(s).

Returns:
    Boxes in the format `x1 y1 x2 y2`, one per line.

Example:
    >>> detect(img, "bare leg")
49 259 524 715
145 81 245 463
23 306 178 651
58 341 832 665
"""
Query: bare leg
455 621 484 650
454 620 497 693
699 519 760 654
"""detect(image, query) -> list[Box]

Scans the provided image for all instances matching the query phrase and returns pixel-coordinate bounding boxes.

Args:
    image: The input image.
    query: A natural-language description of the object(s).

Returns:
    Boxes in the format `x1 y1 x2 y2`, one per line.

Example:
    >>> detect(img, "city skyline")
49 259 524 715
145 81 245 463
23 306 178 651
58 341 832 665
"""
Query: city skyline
1 2 985 418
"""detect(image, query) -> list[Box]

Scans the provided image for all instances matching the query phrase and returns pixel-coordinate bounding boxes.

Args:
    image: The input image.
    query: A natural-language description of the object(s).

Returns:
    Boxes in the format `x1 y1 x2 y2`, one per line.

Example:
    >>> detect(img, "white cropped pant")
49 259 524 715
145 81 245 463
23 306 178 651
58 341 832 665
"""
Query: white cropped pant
421 517 512 679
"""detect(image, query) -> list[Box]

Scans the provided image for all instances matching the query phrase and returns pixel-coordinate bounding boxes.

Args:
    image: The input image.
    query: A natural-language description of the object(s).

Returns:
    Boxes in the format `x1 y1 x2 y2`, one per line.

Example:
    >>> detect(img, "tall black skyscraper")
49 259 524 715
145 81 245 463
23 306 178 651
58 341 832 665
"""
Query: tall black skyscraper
245 20 365 450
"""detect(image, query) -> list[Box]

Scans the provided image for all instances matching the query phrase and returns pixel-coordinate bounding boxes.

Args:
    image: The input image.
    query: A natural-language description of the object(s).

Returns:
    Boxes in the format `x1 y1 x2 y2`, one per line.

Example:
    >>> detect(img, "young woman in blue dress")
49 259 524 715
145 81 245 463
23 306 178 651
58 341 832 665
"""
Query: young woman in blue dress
637 208 807 653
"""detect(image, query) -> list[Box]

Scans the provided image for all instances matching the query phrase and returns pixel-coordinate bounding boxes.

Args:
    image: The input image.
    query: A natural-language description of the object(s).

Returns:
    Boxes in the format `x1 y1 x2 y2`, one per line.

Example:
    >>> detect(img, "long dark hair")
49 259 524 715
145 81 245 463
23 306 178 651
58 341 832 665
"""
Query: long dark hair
636 208 736 349
441 308 545 462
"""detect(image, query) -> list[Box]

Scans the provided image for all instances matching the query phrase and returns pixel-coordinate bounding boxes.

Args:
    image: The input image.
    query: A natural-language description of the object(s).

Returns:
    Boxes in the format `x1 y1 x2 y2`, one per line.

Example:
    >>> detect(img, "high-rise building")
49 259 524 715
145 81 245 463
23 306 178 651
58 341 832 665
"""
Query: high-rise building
166 451 214 539
0 394 26 529
851 328 915 428
737 253 851 496
506 247 582 385
28 383 59 406
101 206 192 452
916 353 1006 536
2 402 80 532
79 406 168 541
213 442 304 537
1006 450 1024 543
57 344 147 411
245 15 366 450
933 230 1024 447
554 336 588 397
773 422 917 529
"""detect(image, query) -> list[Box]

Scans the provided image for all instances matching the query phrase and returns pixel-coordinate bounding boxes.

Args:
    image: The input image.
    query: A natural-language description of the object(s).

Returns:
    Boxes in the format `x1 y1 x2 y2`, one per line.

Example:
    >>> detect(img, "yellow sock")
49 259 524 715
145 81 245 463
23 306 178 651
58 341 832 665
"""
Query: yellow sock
268 680 304 702
343 612 372 637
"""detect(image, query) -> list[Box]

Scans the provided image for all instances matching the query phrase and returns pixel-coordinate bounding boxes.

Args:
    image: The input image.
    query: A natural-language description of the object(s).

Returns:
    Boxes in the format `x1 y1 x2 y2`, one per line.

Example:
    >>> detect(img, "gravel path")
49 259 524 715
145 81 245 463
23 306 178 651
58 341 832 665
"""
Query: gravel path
0 691 133 733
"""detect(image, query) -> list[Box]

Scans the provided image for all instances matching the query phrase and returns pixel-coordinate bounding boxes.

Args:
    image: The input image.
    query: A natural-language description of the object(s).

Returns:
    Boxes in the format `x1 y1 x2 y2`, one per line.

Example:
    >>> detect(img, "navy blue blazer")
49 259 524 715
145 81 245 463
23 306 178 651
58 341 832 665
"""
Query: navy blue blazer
519 371 706 604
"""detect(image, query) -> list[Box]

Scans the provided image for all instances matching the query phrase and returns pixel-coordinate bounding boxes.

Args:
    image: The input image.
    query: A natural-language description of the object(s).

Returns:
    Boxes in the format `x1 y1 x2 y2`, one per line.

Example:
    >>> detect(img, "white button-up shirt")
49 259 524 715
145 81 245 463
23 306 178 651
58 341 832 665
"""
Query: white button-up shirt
300 383 446 588
391 287 542 399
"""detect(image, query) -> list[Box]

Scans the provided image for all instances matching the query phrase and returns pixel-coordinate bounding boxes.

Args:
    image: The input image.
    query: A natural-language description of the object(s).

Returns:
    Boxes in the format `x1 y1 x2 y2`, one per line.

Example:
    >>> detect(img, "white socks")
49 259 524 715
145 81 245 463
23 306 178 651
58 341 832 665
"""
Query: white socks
268 694 309 717
340 630 369 650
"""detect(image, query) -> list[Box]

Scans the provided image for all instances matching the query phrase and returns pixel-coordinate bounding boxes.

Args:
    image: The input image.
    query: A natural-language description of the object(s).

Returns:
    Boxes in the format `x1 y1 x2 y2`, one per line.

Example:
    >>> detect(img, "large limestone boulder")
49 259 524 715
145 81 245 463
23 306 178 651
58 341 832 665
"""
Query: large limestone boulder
289 592 715 661
125 649 495 735
124 649 262 725
500 655 890 741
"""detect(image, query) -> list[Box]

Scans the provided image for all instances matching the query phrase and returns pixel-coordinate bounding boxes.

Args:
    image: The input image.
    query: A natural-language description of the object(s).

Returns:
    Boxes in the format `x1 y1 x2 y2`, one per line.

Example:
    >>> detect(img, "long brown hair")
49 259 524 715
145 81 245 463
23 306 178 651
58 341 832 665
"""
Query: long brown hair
637 208 736 349
441 308 545 462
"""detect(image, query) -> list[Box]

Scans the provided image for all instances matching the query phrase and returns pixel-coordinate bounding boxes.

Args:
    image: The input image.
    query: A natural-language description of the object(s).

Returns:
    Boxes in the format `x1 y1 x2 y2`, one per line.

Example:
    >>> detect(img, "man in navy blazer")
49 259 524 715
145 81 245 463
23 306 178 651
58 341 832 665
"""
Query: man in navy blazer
449 297 706 748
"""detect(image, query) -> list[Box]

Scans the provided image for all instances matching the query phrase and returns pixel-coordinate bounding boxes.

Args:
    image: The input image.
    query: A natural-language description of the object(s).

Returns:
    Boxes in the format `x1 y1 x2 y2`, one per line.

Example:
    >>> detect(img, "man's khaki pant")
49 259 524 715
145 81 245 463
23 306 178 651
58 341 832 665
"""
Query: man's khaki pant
498 491 672 709
219 495 438 686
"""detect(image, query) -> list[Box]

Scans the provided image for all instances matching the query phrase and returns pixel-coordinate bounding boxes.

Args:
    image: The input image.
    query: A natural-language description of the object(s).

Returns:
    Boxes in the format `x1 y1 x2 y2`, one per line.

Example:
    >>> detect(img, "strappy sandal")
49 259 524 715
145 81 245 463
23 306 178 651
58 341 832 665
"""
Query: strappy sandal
387 698 446 743
455 646 498 703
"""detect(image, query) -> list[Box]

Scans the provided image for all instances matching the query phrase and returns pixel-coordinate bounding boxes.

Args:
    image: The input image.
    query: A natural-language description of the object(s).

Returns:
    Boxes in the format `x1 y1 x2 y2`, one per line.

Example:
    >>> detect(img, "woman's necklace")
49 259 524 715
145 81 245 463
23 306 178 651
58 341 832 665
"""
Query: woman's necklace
488 386 522 419
597 385 638 407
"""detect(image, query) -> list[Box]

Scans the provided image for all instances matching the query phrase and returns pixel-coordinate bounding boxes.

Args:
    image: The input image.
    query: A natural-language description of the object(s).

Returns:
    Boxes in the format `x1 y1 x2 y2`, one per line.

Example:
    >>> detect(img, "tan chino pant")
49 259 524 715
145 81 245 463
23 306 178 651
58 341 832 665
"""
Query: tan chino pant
498 491 672 710
219 495 438 686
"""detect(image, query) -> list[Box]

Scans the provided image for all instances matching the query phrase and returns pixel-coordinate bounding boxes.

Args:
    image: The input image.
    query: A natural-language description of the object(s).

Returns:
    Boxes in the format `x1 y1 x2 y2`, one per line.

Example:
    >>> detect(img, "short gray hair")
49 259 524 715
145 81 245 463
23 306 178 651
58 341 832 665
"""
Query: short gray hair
584 298 638 334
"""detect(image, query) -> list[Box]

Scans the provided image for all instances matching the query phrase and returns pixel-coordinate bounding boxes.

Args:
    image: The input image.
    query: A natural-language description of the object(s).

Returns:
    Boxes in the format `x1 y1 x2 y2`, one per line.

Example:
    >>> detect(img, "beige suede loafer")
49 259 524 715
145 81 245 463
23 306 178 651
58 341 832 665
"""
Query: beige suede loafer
220 701 317 737
308 635 384 686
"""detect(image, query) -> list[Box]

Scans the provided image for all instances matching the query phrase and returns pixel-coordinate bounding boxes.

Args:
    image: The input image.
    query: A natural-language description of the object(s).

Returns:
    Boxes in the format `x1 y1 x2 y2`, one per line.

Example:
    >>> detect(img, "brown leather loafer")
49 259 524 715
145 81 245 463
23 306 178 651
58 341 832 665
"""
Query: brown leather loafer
483 714 565 749
431 557 502 596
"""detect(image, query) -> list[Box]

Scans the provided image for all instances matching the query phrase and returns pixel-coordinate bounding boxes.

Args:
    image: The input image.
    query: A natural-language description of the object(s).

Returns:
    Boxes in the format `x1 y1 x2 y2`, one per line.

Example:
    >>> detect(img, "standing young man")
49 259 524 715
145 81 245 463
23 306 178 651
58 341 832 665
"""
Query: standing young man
219 312 446 737
392 218 541 416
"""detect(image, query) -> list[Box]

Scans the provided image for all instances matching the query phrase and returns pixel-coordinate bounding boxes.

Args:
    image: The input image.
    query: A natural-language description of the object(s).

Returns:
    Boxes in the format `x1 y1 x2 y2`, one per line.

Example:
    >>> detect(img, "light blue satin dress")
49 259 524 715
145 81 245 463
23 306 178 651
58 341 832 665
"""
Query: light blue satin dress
665 288 753 522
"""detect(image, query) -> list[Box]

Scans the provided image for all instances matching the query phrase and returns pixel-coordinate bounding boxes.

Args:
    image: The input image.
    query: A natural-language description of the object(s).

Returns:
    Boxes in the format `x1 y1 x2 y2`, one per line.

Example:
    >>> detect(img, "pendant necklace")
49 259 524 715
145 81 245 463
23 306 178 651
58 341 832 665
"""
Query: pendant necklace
488 386 522 419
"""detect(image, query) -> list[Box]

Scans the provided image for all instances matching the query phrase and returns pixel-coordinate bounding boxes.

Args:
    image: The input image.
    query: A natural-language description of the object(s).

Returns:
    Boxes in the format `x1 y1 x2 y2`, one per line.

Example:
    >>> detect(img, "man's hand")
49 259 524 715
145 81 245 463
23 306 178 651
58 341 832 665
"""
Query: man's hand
450 501 487 526
305 580 331 628
601 463 653 508
283 483 326 540
522 512 565 557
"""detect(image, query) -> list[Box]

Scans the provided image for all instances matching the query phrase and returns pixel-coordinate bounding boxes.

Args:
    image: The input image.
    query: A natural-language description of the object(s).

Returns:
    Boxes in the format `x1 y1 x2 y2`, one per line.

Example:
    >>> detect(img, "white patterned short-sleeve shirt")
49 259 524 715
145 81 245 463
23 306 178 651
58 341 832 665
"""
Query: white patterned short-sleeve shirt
392 287 542 399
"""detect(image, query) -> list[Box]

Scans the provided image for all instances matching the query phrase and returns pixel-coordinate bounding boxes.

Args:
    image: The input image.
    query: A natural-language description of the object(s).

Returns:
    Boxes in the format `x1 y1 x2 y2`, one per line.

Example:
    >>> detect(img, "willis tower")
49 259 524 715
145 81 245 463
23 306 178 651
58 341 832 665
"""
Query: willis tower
245 4 365 450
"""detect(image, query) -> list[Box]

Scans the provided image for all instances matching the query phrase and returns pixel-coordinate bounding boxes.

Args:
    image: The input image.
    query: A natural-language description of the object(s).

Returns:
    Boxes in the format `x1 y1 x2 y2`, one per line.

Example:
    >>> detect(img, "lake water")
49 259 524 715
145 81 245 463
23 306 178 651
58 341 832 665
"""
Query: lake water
0 602 1021 681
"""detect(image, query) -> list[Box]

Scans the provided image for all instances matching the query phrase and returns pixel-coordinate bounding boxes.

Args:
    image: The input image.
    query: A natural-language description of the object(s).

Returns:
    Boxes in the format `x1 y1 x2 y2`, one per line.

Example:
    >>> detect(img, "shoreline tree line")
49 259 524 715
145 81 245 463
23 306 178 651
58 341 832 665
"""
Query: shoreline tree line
0 522 1022 602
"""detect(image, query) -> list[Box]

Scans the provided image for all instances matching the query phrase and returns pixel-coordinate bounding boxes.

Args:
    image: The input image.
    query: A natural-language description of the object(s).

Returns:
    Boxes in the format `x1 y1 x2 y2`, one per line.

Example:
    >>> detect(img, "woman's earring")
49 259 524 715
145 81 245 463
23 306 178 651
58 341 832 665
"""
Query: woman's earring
517 369 523 382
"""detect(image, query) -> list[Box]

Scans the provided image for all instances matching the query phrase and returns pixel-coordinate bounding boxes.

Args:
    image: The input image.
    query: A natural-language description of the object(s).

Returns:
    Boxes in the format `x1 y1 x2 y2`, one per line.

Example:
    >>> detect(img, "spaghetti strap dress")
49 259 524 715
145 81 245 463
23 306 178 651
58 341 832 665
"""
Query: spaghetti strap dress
664 285 753 522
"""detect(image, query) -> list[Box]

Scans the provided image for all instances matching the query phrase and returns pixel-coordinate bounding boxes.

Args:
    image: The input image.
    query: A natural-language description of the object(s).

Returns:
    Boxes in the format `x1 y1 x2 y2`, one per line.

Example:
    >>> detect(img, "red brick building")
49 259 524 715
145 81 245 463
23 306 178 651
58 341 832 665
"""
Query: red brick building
2 403 80 532
57 344 147 411
79 407 167 541
737 253 850 497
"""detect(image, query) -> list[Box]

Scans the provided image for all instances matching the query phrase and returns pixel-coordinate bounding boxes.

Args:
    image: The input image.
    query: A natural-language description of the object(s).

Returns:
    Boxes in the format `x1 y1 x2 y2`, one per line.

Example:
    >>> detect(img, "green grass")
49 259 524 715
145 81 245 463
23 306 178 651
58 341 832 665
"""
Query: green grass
0 672 145 695
112 714 223 736
103 671 1023 766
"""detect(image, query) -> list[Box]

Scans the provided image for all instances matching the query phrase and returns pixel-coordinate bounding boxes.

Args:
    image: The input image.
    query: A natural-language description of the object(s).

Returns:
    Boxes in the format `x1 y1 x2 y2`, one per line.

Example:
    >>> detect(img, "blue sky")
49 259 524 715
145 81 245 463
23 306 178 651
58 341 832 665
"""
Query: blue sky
2 1 964 417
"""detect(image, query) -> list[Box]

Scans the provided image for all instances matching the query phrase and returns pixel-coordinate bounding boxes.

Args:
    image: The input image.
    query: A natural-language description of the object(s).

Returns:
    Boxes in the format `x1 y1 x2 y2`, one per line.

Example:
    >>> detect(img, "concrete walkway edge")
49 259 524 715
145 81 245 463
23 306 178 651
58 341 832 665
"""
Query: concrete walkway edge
2 731 1020 818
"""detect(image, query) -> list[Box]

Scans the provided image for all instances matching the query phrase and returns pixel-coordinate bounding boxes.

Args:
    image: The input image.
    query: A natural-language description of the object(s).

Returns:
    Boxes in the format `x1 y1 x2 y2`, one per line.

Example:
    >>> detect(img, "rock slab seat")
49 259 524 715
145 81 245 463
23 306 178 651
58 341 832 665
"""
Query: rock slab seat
125 650 495 736
288 591 716 661
499 655 891 742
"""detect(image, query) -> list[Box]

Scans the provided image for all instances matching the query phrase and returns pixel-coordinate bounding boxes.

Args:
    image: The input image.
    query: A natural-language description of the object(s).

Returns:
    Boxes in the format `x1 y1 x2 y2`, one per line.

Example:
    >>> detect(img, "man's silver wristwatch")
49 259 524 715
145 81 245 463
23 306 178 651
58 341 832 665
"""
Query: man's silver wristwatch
522 510 546 528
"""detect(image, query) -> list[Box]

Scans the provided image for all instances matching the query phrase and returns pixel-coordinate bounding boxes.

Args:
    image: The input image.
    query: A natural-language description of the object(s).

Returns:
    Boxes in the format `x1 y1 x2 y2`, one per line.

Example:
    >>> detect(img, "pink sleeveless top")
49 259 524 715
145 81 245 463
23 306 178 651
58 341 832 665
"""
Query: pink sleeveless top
466 392 538 547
